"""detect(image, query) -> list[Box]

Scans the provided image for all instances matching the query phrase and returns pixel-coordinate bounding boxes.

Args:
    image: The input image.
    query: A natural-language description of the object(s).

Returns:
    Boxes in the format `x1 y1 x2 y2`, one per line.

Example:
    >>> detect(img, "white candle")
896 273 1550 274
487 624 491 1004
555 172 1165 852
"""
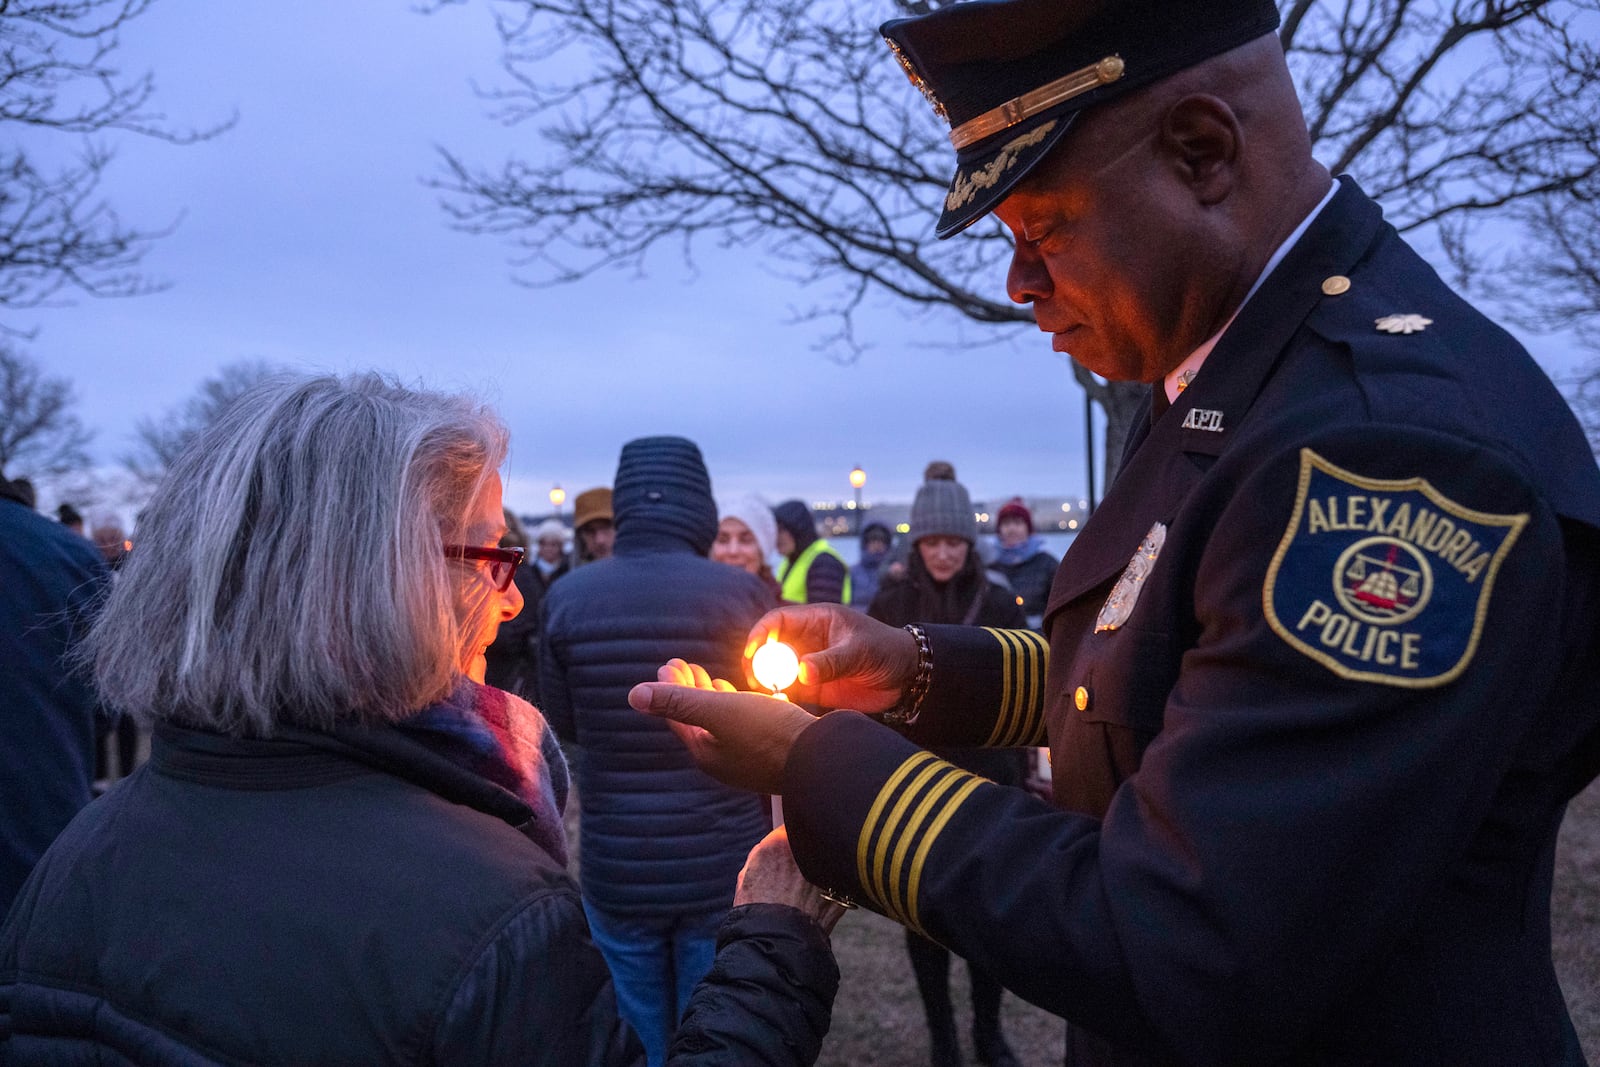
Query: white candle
751 638 800 693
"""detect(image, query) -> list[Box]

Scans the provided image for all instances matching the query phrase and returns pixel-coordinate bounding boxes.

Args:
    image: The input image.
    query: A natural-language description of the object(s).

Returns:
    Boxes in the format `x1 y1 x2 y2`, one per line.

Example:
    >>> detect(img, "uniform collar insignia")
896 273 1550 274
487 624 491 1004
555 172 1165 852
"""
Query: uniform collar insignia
1375 313 1432 334
1180 408 1224 432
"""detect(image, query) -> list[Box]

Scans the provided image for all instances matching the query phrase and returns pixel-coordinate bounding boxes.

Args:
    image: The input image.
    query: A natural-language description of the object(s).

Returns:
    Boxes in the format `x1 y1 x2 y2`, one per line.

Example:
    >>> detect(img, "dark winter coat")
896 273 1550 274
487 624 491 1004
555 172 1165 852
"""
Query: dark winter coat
867 550 1029 786
539 437 773 916
0 722 837 1066
484 564 544 705
0 491 109 915
990 536 1060 624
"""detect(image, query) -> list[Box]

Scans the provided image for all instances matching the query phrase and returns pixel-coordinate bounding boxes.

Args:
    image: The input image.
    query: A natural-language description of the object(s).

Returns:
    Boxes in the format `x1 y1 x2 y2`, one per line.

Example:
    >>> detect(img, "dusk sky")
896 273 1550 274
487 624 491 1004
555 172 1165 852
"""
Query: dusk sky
17 0 1590 521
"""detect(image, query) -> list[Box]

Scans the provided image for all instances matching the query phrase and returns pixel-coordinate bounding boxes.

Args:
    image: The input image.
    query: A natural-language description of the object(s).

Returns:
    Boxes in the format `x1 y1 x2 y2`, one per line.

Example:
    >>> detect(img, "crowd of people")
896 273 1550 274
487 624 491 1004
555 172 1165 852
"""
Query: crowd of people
2 400 1053 1067
4 0 1598 1065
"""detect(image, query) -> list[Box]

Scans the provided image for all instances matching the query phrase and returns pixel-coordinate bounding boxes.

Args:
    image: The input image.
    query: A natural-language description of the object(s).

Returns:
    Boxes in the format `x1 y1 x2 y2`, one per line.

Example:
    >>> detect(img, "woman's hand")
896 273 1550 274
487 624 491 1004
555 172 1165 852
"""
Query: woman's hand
629 659 817 794
734 826 847 936
742 604 918 712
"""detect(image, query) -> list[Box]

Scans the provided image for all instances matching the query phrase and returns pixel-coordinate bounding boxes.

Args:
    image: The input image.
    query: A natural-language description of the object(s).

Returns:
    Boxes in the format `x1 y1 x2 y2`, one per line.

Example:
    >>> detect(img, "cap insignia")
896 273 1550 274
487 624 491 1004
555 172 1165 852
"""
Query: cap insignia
1375 313 1432 334
885 37 947 122
946 120 1057 211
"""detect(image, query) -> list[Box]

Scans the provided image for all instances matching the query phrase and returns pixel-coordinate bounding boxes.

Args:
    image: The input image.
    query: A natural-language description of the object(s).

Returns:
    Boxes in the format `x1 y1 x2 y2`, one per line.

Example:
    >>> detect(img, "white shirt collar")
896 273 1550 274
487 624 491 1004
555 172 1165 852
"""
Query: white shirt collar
1163 178 1340 403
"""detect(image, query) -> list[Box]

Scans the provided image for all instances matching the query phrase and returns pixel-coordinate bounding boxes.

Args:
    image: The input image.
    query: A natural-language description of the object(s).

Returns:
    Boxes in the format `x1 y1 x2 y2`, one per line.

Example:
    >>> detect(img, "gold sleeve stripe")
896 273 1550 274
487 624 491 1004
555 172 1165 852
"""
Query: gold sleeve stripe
855 752 986 925
1014 628 1046 745
989 627 1024 743
856 752 942 909
981 627 1049 746
879 764 968 925
903 775 984 936
994 625 1016 729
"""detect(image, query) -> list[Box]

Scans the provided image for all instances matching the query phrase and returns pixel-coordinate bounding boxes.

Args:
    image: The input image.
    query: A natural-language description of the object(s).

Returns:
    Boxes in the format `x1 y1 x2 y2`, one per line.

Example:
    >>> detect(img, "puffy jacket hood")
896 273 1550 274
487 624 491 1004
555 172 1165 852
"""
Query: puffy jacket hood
773 499 819 556
612 436 718 555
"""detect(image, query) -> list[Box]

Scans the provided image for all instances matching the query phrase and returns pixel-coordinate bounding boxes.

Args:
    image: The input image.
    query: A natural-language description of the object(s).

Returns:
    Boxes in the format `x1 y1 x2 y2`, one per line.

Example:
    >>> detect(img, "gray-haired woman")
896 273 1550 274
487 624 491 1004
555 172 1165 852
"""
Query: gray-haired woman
0 373 840 1066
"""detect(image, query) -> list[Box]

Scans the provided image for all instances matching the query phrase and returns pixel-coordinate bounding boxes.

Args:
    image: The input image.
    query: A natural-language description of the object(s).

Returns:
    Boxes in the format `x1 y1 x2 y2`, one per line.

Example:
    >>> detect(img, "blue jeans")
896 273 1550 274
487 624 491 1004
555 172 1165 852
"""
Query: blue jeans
583 902 724 1067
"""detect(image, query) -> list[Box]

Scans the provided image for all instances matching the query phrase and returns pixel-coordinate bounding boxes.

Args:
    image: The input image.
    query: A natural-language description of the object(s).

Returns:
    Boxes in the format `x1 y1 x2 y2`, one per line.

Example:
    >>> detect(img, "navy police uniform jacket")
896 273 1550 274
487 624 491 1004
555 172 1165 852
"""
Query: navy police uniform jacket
781 179 1600 1066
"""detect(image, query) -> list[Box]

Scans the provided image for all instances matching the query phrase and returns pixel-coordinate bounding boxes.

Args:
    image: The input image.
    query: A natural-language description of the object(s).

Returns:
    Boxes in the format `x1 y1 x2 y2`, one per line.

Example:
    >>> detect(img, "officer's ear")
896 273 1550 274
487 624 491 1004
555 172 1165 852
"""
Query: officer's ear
1158 94 1241 207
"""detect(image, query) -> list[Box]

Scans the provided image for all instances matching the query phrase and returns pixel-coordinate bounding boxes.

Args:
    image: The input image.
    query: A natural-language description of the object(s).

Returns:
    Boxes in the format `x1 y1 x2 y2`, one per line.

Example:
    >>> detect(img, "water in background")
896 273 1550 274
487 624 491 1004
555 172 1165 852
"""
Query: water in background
813 530 1080 568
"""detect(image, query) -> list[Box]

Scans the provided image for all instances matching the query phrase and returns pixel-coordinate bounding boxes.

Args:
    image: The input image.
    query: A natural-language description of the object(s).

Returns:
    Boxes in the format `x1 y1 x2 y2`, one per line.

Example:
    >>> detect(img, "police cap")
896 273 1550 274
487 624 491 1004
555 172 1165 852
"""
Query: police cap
881 0 1281 238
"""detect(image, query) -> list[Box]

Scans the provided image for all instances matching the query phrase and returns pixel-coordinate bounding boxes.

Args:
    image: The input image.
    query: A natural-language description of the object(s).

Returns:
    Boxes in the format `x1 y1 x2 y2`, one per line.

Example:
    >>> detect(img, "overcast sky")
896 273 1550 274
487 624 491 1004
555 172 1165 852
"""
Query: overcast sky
18 0 1589 520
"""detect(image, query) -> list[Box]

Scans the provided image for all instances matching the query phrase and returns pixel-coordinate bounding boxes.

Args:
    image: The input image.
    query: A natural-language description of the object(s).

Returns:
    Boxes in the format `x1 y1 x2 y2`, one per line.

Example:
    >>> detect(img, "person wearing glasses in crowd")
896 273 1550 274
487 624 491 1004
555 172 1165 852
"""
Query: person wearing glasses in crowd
0 374 841 1066
482 509 546 707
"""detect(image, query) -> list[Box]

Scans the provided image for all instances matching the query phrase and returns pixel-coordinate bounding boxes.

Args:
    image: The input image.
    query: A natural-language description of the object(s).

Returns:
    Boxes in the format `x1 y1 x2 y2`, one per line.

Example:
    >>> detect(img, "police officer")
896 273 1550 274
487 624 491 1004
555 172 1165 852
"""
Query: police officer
628 0 1600 1063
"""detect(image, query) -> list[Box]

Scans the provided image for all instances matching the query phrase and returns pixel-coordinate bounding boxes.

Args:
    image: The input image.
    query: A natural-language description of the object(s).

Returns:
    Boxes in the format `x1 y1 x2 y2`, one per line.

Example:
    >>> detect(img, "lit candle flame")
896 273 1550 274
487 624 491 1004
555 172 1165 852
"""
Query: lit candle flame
751 637 800 693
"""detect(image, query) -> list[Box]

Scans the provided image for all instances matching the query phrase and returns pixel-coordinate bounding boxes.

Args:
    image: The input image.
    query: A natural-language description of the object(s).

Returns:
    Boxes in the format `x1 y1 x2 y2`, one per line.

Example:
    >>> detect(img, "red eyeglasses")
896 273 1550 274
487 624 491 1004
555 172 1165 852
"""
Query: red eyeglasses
444 544 526 592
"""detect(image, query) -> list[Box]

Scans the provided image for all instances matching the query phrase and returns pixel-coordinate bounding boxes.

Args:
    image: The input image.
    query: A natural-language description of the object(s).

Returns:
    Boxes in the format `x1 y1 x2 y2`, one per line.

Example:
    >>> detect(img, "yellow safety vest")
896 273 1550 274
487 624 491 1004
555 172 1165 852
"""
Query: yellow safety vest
777 538 852 604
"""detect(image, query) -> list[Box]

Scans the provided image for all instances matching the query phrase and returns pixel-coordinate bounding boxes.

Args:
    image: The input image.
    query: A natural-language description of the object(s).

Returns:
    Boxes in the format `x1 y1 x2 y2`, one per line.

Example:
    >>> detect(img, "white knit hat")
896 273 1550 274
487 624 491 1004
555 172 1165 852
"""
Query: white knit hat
716 492 779 563
533 518 568 543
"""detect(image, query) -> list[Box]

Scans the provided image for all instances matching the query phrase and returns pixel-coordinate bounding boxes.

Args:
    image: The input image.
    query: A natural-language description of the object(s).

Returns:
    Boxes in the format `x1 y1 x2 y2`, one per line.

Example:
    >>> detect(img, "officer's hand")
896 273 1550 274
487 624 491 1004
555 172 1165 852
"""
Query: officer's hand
629 658 816 794
743 604 917 713
734 826 847 936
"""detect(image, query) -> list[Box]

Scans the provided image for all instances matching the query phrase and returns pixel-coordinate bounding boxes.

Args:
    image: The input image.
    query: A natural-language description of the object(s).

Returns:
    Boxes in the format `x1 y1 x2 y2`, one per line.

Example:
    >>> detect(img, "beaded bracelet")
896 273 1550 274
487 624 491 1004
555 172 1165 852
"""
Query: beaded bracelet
880 623 933 726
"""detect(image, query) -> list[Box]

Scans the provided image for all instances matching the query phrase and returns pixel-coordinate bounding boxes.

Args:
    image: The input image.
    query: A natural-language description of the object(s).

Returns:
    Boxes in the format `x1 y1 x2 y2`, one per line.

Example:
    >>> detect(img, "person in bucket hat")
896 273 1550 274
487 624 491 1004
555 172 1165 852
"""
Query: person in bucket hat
631 2 1600 1063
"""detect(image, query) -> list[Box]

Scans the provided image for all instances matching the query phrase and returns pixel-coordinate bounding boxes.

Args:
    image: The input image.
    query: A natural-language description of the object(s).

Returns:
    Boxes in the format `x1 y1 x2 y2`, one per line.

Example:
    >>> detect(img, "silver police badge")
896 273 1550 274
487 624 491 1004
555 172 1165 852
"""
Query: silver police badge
1096 522 1167 633
1263 449 1528 687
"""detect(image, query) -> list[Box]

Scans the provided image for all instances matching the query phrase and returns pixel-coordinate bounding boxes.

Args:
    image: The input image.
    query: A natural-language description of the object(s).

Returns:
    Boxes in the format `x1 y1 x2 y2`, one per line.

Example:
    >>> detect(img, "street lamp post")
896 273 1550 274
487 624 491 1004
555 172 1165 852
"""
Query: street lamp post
549 484 566 520
849 465 867 536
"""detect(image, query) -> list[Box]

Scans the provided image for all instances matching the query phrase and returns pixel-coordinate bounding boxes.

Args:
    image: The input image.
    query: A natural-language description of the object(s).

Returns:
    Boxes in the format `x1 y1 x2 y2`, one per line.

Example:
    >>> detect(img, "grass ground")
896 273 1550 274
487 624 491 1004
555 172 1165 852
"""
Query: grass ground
1554 777 1600 1062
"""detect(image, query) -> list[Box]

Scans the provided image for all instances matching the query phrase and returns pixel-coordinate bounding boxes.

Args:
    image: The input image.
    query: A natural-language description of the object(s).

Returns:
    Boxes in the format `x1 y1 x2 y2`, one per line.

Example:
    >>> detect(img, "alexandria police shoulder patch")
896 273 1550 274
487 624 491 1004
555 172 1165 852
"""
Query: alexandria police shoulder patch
1263 449 1528 688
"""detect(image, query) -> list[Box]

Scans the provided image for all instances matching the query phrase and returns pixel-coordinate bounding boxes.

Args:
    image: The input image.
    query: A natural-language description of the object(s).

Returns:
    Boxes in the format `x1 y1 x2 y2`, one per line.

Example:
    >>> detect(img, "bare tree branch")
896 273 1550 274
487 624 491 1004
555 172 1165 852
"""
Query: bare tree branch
433 0 1600 487
0 0 234 316
121 360 280 489
0 339 93 482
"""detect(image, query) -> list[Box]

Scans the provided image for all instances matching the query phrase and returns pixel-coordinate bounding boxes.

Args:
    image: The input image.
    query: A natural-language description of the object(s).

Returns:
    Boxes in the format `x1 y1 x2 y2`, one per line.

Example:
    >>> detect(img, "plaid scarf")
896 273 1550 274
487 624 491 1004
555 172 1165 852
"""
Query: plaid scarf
401 678 569 866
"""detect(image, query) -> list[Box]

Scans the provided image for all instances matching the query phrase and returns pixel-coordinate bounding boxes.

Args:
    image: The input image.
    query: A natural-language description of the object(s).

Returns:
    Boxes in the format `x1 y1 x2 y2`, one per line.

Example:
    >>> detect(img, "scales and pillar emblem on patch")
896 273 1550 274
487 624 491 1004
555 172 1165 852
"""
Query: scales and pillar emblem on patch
1264 449 1528 687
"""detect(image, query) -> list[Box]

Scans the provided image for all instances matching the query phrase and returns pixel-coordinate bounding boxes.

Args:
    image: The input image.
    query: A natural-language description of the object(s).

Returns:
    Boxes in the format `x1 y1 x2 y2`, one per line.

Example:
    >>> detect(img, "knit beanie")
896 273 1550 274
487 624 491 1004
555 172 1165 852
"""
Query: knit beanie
772 500 818 550
533 518 568 543
612 435 718 554
997 496 1034 534
910 479 978 544
717 492 779 563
